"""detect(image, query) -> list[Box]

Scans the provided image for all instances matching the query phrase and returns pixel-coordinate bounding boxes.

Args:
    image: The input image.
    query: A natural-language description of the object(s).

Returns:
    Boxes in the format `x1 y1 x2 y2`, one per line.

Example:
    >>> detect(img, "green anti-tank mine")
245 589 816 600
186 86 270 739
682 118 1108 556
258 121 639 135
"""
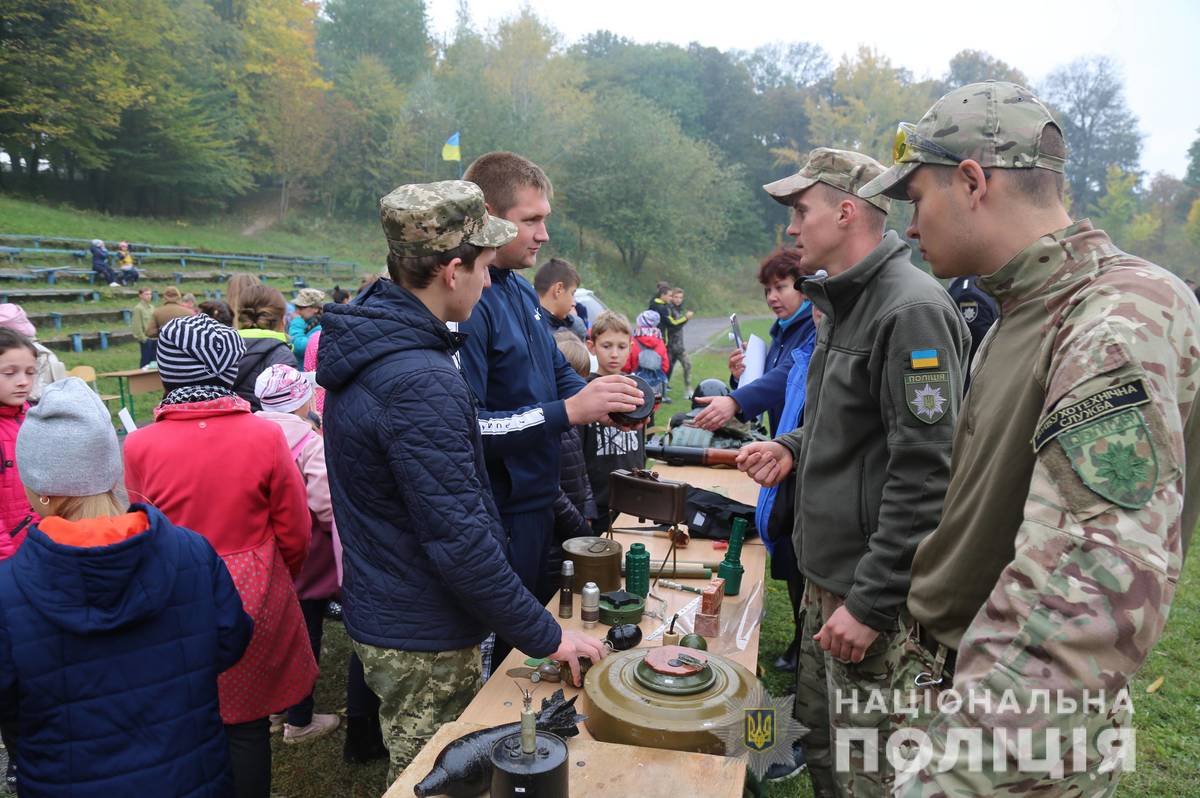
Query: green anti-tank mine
582 645 756 755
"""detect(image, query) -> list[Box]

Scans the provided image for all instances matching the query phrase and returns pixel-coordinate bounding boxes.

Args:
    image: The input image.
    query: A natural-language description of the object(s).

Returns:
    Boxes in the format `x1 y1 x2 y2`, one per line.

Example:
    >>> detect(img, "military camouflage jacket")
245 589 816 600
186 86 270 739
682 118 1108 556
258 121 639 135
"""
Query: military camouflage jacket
902 220 1200 794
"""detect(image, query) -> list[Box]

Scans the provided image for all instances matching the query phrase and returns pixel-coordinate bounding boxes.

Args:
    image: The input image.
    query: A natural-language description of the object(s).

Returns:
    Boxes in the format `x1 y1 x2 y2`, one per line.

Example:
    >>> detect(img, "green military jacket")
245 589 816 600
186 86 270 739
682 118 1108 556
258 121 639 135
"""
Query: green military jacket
777 231 970 631
900 220 1200 797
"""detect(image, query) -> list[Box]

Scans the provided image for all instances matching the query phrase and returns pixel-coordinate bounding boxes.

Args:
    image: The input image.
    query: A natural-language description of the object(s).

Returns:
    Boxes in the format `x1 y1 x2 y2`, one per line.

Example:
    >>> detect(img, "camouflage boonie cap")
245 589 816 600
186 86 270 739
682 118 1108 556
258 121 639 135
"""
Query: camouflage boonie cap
292 288 326 308
860 80 1066 201
763 148 891 213
380 180 517 258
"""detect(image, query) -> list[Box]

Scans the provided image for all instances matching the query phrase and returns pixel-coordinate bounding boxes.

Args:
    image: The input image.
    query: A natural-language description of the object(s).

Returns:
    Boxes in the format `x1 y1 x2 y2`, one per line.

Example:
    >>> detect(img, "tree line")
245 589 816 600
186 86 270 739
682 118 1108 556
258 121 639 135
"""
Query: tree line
2 0 1197 278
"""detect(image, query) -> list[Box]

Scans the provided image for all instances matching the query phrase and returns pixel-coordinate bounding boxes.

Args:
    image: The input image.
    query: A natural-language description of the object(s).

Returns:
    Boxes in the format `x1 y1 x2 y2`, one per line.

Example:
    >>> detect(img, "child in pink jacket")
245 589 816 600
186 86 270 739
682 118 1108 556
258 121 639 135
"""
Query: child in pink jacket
253 364 340 744
0 329 40 558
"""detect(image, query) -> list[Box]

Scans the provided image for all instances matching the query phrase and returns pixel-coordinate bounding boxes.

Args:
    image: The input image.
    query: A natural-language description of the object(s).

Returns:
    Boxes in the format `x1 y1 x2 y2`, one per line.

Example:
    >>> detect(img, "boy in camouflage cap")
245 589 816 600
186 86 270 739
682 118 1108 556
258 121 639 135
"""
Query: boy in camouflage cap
741 148 969 796
318 180 606 779
861 81 1200 797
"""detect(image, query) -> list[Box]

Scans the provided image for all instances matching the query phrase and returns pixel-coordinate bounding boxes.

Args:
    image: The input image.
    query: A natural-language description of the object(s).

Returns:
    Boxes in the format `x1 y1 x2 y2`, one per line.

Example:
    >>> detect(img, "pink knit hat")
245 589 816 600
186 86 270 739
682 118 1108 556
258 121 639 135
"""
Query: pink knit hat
0 304 36 338
253 364 314 413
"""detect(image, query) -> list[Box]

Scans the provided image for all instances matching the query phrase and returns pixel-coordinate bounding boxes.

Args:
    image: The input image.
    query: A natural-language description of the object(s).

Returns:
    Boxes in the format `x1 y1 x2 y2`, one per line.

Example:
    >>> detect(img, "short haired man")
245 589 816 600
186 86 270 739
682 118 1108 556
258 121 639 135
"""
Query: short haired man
858 81 1200 797
534 257 586 340
459 153 643 666
319 181 605 779
738 148 970 797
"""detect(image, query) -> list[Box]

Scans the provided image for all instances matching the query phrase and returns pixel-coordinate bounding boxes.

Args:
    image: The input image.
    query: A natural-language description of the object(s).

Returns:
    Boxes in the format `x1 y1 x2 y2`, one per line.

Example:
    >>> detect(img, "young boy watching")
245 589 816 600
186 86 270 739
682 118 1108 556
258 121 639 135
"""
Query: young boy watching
584 311 647 531
534 258 585 341
318 181 605 779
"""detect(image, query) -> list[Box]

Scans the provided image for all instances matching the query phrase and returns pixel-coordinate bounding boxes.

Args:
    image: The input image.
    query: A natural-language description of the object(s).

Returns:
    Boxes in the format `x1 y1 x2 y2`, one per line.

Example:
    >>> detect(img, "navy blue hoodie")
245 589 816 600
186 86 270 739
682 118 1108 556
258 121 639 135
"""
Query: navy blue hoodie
0 504 251 798
458 267 587 515
317 278 561 656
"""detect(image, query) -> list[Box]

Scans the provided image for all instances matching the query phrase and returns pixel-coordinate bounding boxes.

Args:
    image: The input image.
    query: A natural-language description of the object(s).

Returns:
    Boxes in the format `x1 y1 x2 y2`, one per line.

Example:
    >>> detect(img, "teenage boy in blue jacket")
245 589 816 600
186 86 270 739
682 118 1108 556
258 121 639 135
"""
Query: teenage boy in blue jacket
319 181 606 780
458 153 643 665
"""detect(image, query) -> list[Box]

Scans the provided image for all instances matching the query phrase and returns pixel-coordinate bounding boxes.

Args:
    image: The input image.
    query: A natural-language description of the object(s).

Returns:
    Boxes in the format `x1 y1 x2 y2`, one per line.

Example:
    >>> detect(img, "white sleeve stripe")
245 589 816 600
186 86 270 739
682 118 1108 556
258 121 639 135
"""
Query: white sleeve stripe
478 408 547 435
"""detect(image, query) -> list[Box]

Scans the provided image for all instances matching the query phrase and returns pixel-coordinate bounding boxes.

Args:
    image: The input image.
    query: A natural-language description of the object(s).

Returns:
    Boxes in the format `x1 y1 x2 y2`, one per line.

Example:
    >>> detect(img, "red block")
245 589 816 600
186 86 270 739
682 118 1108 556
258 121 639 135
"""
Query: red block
694 611 721 638
701 585 723 615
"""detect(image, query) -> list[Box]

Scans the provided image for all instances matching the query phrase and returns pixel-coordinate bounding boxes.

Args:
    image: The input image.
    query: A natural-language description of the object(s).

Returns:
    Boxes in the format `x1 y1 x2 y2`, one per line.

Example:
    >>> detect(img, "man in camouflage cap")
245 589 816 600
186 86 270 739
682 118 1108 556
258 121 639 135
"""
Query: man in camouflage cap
860 81 1200 796
740 148 969 796
319 180 607 779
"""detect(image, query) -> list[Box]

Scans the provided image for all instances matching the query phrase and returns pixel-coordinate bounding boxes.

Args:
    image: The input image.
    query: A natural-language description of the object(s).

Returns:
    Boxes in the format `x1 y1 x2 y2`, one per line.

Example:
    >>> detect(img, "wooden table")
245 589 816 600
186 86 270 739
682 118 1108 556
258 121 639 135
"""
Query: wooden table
97 368 163 415
392 463 766 797
385 721 747 798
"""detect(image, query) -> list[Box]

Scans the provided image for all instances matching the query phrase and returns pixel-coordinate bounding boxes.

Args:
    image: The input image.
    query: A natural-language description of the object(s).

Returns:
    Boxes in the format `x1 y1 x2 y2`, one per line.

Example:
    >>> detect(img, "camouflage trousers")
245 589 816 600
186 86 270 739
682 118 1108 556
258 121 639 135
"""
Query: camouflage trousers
892 639 1127 798
667 345 692 387
794 581 909 798
353 641 483 783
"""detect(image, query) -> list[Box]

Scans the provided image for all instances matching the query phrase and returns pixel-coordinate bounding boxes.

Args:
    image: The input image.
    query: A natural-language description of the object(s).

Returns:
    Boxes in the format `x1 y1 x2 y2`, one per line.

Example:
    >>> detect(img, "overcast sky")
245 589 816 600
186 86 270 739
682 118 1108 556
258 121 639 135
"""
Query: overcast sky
426 0 1199 180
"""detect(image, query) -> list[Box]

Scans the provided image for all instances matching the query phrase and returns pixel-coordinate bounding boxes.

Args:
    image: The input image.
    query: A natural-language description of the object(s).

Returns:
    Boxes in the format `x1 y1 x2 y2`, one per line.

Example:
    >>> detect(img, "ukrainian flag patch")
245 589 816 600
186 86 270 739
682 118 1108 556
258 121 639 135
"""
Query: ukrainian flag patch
910 349 939 370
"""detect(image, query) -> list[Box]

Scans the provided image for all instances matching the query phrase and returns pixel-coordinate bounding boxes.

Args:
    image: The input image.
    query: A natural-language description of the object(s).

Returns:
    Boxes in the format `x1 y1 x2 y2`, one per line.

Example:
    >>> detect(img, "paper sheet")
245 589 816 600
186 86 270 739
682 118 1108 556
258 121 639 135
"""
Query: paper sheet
118 408 138 434
737 334 768 388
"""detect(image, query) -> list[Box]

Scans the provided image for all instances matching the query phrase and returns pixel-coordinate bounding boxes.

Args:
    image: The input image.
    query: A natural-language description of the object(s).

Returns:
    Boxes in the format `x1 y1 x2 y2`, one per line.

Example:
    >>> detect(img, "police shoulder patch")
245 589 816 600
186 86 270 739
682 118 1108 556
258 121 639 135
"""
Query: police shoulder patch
904 371 950 424
1055 407 1158 509
1032 379 1151 452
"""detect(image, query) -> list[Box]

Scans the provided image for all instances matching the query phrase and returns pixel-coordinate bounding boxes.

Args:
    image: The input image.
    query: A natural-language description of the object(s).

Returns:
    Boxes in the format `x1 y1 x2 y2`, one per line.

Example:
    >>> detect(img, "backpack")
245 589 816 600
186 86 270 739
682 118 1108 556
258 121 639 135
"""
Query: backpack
634 344 667 400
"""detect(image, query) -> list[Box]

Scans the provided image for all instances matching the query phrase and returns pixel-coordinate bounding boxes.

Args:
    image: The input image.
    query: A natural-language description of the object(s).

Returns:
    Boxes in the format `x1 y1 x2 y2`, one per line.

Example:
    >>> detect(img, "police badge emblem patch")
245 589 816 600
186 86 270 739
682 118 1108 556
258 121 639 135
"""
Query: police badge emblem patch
959 300 978 323
904 372 950 424
1057 408 1157 509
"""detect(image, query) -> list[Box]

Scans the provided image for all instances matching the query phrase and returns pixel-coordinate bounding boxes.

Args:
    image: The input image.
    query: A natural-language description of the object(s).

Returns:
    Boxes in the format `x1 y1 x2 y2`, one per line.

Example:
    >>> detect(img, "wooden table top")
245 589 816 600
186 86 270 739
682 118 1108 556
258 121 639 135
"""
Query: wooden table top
97 368 160 379
385 721 747 798
391 462 767 797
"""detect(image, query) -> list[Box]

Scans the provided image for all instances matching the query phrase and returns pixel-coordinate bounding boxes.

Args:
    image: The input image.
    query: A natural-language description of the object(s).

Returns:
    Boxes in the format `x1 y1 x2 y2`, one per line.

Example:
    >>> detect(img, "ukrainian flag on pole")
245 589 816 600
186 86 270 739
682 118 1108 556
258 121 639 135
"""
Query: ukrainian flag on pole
442 131 461 162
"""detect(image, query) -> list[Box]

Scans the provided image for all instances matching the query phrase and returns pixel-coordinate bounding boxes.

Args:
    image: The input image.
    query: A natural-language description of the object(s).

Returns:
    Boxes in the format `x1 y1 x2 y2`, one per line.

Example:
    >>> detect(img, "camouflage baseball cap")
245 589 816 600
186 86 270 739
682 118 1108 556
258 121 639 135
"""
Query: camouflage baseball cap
380 180 517 258
763 148 891 213
859 81 1066 201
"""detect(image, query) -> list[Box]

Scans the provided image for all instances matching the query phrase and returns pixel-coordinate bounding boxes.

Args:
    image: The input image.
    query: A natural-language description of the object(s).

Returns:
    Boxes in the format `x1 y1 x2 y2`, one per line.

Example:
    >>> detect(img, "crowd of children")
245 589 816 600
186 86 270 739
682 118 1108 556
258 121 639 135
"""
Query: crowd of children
0 159 700 797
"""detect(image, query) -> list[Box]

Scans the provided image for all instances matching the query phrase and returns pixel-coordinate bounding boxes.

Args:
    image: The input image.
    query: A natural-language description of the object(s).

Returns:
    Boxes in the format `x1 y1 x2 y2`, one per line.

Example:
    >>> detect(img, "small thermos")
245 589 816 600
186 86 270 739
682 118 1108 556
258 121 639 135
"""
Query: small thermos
558 561 575 619
580 582 600 628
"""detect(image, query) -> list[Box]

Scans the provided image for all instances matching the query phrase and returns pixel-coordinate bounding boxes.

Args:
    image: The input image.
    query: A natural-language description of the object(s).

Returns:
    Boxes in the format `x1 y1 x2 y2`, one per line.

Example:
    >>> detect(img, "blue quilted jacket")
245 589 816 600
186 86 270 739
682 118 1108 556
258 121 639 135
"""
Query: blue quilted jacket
0 504 252 798
317 278 562 656
458 267 587 515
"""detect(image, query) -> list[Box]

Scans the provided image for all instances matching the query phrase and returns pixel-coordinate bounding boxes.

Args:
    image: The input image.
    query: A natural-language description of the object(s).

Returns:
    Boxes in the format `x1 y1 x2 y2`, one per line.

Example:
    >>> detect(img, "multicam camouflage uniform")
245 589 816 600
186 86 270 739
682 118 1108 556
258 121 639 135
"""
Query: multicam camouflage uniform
353 642 483 781
858 82 1200 797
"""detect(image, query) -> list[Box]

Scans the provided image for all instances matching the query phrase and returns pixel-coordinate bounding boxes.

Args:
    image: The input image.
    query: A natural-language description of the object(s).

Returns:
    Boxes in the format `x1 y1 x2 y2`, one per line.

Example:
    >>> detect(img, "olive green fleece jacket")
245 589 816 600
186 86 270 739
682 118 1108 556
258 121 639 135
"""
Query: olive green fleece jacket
776 231 971 631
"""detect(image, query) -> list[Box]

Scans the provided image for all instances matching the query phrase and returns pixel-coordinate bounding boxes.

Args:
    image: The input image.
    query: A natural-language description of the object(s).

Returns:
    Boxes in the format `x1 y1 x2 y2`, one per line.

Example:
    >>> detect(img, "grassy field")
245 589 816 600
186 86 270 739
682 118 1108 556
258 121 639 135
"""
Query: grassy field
0 193 765 319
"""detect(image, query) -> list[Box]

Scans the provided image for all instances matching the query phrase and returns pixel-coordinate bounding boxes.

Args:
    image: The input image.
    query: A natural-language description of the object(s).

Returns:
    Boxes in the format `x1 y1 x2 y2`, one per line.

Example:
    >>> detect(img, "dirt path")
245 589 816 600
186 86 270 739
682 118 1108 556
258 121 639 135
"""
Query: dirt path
685 315 770 353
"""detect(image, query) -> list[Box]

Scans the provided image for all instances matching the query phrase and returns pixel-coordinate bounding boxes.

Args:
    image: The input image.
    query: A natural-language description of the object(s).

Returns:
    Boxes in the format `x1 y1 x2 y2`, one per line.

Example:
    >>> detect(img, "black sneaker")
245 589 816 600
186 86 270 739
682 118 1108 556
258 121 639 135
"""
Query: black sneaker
764 741 807 782
773 640 798 672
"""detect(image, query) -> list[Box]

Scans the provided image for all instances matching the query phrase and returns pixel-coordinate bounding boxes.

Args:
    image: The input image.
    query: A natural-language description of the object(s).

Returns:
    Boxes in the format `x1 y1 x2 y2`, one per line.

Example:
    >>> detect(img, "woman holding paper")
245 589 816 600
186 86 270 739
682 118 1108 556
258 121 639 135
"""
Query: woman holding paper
693 248 816 436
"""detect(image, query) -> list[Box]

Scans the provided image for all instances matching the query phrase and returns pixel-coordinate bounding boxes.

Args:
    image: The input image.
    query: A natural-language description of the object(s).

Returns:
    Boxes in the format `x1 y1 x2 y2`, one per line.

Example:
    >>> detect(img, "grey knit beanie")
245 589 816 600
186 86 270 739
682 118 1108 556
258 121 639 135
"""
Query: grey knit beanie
16 377 122 498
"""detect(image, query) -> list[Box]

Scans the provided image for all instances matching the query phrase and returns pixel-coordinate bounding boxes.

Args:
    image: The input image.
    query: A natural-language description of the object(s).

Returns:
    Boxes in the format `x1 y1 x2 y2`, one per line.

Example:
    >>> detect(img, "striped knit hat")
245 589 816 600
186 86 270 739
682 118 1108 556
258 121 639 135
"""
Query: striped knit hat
156 314 245 386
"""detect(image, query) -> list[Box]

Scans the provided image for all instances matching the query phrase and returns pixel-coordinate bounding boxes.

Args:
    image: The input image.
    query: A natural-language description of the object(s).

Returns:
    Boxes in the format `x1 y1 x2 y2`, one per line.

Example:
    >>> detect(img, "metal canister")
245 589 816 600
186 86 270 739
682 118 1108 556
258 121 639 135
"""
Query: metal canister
562 537 623 593
580 582 600 628
558 560 575 619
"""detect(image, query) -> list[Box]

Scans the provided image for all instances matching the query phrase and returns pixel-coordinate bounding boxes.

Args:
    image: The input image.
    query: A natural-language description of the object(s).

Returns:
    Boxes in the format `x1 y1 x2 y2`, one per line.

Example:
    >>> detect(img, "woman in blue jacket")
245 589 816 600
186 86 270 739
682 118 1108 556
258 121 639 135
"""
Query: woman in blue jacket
693 248 816 436
0 378 252 797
